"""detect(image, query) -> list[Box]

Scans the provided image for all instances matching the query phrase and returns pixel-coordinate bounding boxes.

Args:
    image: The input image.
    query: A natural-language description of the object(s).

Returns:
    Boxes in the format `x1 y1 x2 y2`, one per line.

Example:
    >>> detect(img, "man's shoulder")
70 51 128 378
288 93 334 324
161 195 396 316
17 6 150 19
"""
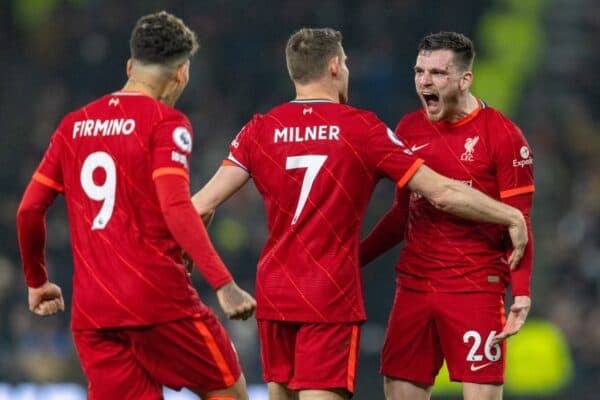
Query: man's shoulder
268 101 382 125
479 104 523 136
395 109 428 134
480 103 518 125
107 92 190 124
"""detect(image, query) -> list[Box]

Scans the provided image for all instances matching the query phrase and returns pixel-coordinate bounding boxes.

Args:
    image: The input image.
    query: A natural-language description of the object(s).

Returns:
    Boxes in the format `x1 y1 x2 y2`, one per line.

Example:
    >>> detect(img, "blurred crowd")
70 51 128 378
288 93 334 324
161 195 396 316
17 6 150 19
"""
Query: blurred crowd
0 0 597 398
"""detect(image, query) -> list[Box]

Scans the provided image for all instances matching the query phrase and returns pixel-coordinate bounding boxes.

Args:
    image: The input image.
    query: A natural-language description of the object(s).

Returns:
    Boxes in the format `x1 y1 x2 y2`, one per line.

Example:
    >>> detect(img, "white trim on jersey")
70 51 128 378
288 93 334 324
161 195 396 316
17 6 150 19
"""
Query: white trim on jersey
227 153 249 171
290 99 336 104
111 92 144 96
386 127 407 147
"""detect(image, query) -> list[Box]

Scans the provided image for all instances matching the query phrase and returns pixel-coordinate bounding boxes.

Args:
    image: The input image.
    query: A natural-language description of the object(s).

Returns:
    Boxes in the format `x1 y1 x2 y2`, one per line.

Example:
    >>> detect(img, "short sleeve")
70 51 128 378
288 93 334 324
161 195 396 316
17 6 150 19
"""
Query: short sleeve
151 115 193 181
491 115 535 199
367 119 424 189
227 114 263 172
393 114 412 141
33 129 65 192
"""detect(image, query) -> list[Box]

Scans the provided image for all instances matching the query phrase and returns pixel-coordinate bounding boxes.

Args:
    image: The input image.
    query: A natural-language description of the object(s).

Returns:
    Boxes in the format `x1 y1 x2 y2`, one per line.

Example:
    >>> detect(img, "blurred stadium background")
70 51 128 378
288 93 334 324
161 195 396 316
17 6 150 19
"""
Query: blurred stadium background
0 0 598 399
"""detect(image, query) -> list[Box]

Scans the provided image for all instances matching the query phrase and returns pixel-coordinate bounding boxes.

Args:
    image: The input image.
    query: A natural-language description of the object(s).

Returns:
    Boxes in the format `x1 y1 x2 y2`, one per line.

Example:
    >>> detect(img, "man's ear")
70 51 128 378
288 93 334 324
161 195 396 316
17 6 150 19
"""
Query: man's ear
329 56 340 77
460 70 473 92
175 61 190 84
126 59 133 78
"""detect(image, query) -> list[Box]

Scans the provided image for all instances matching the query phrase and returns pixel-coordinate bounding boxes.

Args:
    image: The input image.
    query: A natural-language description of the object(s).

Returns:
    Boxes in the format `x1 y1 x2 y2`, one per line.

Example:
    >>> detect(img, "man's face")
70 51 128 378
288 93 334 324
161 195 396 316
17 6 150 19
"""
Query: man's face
414 49 465 122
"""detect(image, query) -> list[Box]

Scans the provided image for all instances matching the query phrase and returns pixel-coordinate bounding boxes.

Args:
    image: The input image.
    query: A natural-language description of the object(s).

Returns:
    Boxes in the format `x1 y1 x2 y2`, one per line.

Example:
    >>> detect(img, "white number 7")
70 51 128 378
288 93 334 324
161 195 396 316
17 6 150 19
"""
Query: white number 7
285 155 327 225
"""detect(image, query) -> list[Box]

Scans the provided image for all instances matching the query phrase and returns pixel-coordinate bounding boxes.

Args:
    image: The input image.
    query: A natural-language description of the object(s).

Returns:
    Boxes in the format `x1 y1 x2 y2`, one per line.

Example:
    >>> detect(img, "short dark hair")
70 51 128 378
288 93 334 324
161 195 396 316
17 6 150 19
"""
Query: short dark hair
286 28 343 84
418 31 475 71
130 11 199 66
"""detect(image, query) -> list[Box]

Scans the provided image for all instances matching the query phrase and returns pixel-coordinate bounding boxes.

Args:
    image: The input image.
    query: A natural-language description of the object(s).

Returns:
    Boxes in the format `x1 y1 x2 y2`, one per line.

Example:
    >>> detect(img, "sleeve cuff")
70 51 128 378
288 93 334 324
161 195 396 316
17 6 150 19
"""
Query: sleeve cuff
396 158 424 189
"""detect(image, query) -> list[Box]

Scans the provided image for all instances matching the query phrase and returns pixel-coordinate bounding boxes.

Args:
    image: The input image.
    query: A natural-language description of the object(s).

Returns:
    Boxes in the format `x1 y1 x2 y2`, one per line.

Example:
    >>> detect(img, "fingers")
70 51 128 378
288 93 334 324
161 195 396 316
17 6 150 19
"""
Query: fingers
492 317 525 345
508 247 524 270
492 323 518 345
491 331 509 346
28 282 65 316
32 298 65 316
182 252 194 275
227 297 257 320
507 221 527 270
228 300 257 320
216 283 257 320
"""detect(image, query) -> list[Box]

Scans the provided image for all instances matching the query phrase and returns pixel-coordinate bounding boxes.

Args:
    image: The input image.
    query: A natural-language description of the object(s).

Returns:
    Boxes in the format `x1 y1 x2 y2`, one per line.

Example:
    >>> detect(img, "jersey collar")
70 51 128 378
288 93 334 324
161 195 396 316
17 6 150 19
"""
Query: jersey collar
290 99 337 104
434 98 485 128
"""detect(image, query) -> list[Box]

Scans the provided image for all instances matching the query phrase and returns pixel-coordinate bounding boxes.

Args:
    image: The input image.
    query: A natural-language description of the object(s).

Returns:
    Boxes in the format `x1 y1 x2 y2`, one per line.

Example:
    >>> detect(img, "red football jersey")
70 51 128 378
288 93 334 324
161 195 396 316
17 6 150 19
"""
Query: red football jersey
395 100 534 294
33 91 208 329
228 99 423 322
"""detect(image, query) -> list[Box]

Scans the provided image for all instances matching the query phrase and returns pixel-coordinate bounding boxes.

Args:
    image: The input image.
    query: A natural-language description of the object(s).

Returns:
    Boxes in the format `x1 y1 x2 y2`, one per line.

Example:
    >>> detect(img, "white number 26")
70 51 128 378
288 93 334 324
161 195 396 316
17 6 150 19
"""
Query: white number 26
463 330 501 362
80 151 116 230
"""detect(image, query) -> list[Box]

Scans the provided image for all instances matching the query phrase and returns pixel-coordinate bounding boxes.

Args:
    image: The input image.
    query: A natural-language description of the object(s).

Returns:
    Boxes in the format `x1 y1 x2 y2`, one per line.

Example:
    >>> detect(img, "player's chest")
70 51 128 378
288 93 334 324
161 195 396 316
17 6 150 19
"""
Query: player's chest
406 128 494 182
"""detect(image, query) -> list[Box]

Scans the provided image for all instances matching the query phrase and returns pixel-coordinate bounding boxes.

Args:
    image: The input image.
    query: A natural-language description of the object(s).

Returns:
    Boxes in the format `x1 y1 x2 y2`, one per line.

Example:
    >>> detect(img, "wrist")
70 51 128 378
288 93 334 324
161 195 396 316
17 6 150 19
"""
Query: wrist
27 277 48 289
509 208 525 227
214 277 234 291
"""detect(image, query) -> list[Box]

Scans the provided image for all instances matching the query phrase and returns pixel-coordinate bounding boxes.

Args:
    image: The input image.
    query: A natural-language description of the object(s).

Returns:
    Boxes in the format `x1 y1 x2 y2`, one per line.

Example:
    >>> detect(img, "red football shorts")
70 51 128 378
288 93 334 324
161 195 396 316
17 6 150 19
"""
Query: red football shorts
381 287 506 385
257 320 361 393
73 312 241 400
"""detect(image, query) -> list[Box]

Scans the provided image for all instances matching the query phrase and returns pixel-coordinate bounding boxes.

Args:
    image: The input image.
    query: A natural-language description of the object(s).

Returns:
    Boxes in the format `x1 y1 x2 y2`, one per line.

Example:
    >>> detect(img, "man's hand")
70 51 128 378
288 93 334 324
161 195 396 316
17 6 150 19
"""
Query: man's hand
28 281 65 316
216 281 256 320
507 216 528 270
492 295 531 345
182 251 194 276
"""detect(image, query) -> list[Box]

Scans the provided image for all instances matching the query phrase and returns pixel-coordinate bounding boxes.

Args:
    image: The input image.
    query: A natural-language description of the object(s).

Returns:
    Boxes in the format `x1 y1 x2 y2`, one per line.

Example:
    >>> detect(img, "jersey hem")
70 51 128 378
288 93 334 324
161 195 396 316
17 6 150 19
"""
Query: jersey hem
70 303 207 331
255 314 367 323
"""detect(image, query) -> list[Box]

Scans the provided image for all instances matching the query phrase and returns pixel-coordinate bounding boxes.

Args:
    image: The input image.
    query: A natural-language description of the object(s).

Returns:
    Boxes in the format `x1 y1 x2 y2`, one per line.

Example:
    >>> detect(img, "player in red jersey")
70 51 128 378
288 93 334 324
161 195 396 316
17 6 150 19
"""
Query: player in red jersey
191 28 528 400
360 32 535 400
16 11 255 400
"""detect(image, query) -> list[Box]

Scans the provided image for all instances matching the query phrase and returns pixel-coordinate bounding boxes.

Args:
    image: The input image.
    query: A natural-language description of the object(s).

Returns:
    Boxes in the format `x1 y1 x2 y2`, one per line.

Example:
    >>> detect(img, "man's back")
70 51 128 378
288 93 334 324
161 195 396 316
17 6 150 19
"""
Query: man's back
228 99 421 322
36 91 205 329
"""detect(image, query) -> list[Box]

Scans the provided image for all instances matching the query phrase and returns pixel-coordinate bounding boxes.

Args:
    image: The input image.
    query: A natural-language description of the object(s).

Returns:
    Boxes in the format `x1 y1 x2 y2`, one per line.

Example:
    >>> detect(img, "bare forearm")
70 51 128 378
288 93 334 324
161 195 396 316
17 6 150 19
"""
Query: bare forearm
409 165 522 227
434 182 524 228
191 165 251 220
191 187 219 221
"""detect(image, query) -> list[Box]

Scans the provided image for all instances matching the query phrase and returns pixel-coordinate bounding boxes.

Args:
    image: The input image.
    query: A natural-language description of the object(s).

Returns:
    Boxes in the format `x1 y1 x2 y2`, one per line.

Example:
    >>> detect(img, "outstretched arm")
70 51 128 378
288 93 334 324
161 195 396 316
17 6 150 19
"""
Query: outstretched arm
155 173 255 320
191 164 251 218
360 189 409 266
406 165 527 269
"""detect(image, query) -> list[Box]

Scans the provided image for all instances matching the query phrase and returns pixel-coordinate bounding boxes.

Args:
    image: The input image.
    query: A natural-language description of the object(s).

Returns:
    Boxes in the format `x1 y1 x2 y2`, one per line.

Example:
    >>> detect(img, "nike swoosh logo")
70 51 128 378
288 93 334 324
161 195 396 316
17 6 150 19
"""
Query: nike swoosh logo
410 143 430 152
470 362 493 372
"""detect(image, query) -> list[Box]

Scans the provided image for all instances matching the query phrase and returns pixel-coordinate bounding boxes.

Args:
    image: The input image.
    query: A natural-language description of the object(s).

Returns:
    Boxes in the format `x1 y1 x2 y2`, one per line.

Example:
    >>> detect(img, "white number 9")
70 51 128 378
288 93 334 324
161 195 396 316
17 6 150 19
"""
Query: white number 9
80 151 116 230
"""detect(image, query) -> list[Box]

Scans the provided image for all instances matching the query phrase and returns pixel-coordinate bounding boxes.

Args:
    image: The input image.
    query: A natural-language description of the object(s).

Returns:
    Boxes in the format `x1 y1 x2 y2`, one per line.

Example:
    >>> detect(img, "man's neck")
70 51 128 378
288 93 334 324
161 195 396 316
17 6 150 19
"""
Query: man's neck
294 81 339 103
448 92 478 122
122 70 171 103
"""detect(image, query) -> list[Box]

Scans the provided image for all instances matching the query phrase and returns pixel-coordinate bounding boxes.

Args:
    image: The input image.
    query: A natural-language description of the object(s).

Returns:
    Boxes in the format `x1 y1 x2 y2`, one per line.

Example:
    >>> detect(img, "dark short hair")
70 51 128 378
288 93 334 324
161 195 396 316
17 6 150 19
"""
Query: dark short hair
130 11 199 66
286 28 343 84
418 31 475 71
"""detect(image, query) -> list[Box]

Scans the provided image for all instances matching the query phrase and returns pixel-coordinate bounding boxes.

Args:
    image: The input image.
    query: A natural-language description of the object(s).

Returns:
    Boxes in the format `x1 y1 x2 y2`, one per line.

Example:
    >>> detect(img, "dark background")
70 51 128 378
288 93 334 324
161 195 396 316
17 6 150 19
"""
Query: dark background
0 0 598 398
